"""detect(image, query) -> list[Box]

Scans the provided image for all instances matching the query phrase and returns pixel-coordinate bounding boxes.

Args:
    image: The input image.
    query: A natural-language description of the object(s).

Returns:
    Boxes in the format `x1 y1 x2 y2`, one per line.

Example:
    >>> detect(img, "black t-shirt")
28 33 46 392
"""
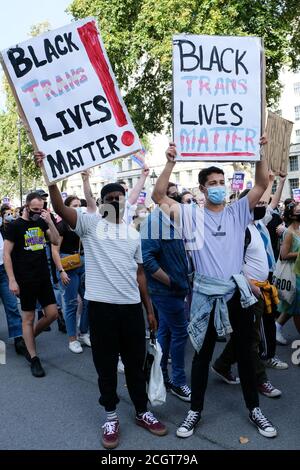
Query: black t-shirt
56 220 80 254
5 217 50 283
266 212 282 261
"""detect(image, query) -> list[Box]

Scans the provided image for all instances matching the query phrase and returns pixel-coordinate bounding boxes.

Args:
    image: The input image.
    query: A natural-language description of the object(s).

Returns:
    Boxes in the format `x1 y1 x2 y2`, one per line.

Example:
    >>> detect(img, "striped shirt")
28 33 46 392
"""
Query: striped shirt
75 212 142 304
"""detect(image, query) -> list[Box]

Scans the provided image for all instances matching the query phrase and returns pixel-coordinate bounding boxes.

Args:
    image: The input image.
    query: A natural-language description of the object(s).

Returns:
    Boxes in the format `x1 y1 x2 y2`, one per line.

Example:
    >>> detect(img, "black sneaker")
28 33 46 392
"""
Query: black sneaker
30 356 46 378
249 407 277 438
176 410 201 438
171 384 191 402
14 337 28 357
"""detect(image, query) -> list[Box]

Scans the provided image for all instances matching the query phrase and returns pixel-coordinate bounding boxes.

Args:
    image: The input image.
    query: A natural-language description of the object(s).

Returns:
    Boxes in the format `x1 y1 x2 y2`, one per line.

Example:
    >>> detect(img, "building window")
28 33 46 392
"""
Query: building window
295 105 300 121
128 178 133 189
128 159 132 170
174 172 180 184
296 130 300 136
289 178 299 196
187 170 193 183
250 162 255 169
118 161 123 172
294 82 300 95
289 155 299 172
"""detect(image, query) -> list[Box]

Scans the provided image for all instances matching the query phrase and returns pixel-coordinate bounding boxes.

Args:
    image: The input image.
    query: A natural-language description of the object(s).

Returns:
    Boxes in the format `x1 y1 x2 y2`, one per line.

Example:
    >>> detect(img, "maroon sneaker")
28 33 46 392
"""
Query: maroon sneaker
101 420 119 449
136 411 167 436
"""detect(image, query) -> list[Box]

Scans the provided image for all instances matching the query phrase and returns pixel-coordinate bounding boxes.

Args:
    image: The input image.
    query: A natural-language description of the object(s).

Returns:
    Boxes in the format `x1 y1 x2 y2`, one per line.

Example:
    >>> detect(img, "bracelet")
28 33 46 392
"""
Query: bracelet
59 269 65 273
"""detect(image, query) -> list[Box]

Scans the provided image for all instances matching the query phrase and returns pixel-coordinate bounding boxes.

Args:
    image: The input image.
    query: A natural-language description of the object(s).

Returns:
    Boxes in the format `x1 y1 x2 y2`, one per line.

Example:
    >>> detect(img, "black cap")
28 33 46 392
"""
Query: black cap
100 183 126 200
36 189 49 198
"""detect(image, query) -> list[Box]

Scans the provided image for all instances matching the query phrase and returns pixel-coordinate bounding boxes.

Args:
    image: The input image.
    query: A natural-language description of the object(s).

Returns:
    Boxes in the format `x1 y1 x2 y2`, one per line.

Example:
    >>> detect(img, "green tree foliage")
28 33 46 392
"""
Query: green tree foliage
69 0 300 136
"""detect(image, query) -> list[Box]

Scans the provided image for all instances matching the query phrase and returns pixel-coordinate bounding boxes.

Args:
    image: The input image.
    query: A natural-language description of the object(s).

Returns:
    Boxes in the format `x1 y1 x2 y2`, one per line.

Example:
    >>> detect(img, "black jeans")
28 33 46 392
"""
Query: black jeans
191 292 259 413
214 297 268 385
89 301 148 413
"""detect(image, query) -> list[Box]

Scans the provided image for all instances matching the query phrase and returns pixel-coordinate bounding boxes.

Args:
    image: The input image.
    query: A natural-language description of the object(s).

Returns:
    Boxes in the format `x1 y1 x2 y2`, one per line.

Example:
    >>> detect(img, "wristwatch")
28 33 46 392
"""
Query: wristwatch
59 269 65 273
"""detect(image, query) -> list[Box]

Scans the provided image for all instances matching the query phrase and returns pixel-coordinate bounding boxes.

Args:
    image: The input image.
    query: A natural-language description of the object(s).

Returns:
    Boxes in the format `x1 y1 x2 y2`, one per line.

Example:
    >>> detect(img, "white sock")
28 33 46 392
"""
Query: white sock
107 411 118 421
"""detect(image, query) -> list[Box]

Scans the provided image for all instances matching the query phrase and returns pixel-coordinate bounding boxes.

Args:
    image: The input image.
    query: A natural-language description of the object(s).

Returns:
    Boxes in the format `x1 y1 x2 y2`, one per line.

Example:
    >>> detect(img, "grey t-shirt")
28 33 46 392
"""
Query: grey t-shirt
75 212 143 304
181 196 252 281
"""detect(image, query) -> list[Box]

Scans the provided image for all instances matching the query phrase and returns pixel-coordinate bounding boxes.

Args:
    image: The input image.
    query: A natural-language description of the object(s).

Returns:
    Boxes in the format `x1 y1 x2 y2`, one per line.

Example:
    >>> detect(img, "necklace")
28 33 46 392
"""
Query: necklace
204 208 226 237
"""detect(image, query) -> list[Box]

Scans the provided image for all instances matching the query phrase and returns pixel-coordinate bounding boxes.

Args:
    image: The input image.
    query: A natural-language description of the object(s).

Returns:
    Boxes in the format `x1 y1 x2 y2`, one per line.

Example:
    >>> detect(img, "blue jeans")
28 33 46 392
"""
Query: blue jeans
151 295 188 387
59 255 89 337
0 264 22 338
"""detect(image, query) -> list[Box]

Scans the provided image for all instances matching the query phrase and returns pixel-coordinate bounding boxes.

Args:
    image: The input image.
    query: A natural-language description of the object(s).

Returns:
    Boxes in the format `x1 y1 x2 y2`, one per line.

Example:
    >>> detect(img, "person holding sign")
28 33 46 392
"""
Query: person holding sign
34 151 167 449
152 138 278 439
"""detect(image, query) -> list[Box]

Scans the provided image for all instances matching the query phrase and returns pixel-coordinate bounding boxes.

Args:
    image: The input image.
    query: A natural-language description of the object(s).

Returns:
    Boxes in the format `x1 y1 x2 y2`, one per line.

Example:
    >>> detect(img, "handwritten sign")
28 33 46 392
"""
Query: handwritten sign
0 18 141 183
173 34 264 162
231 172 245 191
264 111 293 173
293 189 300 203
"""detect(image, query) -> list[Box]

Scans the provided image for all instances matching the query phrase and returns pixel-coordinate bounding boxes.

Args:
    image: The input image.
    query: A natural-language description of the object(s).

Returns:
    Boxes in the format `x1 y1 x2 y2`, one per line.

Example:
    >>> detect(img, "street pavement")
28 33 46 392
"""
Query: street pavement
0 302 299 451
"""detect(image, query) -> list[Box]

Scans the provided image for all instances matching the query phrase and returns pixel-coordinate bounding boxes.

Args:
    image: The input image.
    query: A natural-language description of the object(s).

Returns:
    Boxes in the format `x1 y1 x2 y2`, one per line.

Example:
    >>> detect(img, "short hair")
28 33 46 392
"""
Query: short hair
167 182 177 190
283 201 297 223
198 167 224 186
117 179 127 186
284 198 294 207
180 191 193 202
26 192 43 205
80 198 87 207
238 189 251 200
64 196 81 207
0 204 11 217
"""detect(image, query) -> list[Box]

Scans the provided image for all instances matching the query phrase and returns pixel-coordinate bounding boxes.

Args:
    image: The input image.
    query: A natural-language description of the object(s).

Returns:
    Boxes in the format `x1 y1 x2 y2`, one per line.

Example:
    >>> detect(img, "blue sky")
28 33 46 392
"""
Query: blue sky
0 0 73 109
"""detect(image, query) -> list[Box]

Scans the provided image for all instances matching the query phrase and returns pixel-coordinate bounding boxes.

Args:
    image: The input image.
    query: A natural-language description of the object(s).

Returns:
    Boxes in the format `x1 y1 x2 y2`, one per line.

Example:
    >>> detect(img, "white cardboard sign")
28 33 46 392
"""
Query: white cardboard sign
1 18 141 182
173 34 263 162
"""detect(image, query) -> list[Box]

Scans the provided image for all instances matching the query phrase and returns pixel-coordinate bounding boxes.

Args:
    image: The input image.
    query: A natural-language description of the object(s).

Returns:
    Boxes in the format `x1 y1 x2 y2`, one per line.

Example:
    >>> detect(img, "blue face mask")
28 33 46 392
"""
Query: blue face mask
207 187 226 205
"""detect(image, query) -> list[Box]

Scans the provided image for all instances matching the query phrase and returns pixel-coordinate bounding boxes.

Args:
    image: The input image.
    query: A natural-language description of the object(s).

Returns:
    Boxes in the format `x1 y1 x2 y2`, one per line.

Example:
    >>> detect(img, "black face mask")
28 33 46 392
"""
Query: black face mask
29 210 41 221
253 206 266 220
43 201 48 210
294 214 300 222
169 194 181 203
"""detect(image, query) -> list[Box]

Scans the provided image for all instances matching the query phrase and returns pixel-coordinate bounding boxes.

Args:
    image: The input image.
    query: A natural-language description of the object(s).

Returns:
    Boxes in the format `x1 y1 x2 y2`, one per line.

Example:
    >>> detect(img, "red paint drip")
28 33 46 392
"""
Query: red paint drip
77 21 128 127
181 152 255 157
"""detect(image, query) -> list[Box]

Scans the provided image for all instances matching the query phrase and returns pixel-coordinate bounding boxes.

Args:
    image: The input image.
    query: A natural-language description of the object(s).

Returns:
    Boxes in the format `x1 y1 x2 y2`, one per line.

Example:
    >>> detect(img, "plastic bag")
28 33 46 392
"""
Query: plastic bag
144 336 166 407
272 258 296 305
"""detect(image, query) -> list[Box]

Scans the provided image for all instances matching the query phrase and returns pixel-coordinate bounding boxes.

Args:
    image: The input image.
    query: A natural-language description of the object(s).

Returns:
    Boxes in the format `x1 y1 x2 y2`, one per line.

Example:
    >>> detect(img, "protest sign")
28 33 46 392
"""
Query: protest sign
173 34 264 162
264 111 293 173
137 191 147 205
231 172 245 191
293 189 300 203
2 197 10 204
246 181 253 189
0 18 141 183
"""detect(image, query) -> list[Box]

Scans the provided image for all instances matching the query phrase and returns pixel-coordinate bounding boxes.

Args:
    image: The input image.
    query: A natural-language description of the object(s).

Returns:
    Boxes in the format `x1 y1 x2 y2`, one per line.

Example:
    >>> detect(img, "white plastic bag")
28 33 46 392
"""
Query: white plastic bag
272 258 296 305
146 339 166 407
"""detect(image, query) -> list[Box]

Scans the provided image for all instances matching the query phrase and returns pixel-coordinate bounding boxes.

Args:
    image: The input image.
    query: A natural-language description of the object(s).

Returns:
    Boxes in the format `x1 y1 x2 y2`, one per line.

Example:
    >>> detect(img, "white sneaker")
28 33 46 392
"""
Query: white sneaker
78 333 91 347
276 329 288 345
117 357 124 373
264 357 289 370
69 340 83 354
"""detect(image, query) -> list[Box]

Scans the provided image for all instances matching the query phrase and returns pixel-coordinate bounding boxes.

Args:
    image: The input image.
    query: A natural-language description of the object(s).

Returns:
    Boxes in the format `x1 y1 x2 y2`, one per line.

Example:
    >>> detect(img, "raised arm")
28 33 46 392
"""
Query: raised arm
152 143 180 220
128 166 149 205
270 172 287 210
34 151 78 229
81 171 97 213
247 136 269 210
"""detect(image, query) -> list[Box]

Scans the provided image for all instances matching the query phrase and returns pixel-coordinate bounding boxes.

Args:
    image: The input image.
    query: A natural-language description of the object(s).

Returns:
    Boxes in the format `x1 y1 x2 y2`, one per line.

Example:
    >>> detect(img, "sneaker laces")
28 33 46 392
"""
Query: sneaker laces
102 420 118 435
181 410 200 429
141 411 158 424
251 408 272 429
263 381 274 392
181 385 191 395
